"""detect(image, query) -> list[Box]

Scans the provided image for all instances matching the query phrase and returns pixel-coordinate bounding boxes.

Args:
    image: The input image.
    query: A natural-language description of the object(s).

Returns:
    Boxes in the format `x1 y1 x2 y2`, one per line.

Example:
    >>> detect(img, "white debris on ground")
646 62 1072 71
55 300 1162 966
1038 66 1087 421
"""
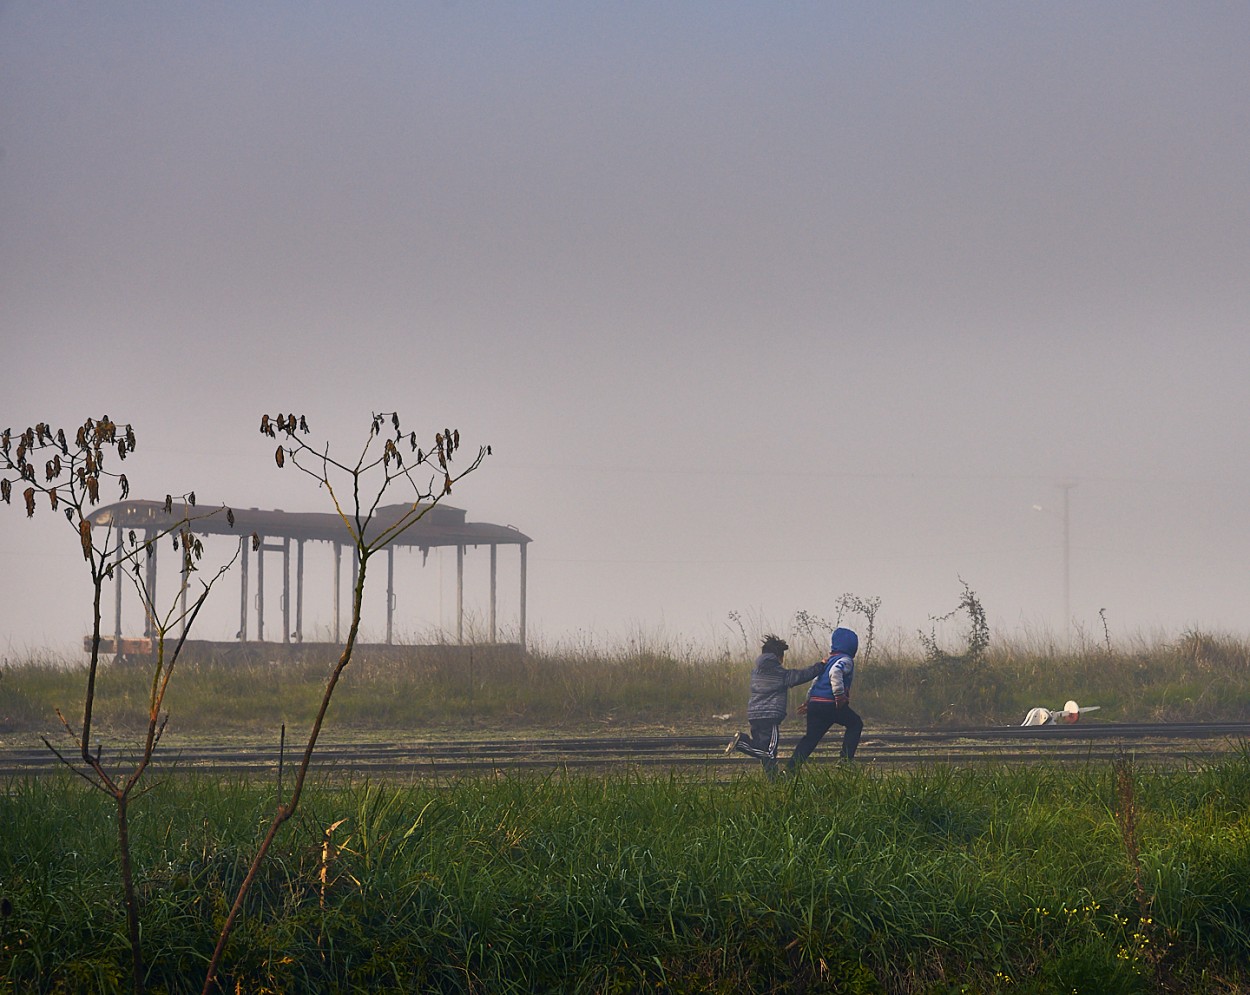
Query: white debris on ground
1020 700 1101 726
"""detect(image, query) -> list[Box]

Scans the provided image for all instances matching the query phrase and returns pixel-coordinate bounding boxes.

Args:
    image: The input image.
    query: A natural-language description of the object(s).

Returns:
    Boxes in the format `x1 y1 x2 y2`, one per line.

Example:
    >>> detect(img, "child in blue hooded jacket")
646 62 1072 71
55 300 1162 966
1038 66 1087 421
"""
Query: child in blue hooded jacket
788 626 863 768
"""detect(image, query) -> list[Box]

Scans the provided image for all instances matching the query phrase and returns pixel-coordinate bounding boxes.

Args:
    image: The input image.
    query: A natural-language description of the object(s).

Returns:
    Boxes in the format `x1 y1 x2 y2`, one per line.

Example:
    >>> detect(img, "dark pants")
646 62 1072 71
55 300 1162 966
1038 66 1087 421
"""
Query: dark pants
789 700 863 767
733 720 782 776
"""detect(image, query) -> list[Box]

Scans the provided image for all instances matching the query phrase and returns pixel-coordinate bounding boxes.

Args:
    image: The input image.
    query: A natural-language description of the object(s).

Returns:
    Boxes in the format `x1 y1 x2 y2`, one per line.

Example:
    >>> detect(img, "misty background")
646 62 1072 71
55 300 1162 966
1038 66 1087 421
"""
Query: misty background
2 2 1248 659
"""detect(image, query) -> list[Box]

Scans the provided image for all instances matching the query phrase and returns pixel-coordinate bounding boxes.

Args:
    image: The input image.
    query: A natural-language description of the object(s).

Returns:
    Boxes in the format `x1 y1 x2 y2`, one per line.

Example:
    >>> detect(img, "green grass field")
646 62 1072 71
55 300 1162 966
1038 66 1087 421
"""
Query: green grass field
3 631 1250 993
4 758 1250 994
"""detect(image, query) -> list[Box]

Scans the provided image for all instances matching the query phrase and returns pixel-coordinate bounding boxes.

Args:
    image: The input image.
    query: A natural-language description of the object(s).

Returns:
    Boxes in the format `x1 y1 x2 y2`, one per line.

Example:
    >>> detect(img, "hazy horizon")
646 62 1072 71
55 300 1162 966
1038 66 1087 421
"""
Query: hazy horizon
3 3 1249 660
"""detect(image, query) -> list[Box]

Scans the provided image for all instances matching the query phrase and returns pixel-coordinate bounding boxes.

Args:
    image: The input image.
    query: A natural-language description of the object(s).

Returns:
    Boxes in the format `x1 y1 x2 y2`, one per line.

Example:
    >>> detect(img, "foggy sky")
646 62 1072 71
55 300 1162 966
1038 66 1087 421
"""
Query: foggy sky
3 2 1249 658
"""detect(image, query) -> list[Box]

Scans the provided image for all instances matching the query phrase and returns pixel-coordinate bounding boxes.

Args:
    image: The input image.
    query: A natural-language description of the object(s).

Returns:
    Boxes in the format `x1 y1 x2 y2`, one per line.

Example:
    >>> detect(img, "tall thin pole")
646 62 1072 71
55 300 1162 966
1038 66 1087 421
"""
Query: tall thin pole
143 529 157 638
1060 479 1076 649
519 542 527 652
386 545 395 645
489 544 497 643
295 539 304 643
332 541 341 644
114 525 124 646
1034 481 1076 649
238 536 249 642
456 544 464 645
281 537 291 644
256 538 265 642
1063 484 1070 643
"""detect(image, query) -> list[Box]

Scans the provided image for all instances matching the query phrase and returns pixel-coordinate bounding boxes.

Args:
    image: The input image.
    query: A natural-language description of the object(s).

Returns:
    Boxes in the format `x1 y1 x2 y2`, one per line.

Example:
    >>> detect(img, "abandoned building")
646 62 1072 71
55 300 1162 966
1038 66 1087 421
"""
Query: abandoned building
84 499 531 658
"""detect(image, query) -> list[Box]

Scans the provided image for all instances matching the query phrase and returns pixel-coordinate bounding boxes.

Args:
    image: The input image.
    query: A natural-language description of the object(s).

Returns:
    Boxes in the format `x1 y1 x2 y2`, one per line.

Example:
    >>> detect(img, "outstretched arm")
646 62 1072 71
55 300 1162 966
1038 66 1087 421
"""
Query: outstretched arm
784 660 824 688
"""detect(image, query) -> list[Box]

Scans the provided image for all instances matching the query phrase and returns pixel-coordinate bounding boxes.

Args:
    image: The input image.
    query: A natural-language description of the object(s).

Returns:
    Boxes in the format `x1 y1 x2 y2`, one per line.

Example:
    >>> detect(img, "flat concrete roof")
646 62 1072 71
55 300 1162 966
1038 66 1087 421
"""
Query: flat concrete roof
87 500 531 548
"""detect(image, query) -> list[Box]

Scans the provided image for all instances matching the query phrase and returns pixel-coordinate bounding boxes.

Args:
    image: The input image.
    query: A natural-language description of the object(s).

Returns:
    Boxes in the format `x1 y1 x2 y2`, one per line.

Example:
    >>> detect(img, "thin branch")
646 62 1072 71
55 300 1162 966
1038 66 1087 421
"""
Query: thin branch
40 736 106 791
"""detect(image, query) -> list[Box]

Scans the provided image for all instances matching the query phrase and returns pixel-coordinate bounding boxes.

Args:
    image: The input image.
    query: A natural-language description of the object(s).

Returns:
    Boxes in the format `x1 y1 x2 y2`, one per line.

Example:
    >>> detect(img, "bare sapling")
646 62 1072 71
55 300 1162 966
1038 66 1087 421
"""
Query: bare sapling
0 417 237 995
915 577 994 723
202 411 489 993
919 576 989 667
795 593 882 661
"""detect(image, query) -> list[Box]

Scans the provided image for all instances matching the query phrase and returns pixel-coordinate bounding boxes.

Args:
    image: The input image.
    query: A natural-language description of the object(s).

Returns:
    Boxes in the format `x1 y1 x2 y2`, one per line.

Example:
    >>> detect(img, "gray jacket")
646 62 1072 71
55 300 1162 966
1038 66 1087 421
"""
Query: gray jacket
745 652 824 722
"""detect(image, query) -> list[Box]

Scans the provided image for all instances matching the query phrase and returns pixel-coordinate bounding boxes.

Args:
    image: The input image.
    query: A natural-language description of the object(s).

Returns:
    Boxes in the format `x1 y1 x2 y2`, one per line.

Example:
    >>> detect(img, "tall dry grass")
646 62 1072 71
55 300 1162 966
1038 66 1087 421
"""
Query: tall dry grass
3 627 1249 741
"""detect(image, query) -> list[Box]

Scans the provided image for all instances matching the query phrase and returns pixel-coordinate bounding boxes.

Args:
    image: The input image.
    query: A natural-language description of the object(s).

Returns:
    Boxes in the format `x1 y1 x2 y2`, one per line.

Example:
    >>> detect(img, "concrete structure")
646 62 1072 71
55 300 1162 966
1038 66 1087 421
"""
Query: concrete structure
85 499 531 655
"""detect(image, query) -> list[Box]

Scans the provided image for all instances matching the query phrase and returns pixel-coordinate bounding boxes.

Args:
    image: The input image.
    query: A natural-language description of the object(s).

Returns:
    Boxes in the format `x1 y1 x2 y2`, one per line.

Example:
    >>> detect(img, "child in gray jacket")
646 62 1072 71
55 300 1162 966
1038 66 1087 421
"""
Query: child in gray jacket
726 634 824 776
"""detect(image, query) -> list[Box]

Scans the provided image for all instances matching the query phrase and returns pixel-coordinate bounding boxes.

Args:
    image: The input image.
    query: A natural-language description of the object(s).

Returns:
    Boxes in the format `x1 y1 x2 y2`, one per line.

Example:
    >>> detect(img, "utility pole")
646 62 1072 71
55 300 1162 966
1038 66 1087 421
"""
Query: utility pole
1060 478 1075 647
1034 478 1077 649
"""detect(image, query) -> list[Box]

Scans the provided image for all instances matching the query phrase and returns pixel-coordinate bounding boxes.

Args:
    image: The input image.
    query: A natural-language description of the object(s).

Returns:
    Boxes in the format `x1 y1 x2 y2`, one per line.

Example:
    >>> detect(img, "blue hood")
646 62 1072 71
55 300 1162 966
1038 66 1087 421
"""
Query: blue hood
830 627 859 657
